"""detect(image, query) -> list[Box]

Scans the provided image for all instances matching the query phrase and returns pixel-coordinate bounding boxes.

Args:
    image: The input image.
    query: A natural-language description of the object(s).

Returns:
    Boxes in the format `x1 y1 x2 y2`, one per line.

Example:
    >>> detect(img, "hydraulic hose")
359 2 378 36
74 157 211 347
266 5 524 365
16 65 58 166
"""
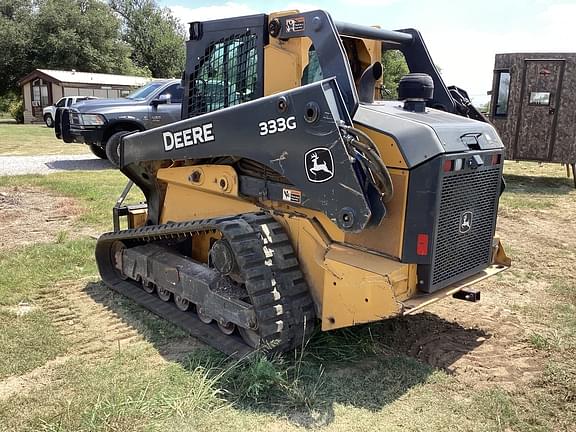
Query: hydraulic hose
340 125 394 203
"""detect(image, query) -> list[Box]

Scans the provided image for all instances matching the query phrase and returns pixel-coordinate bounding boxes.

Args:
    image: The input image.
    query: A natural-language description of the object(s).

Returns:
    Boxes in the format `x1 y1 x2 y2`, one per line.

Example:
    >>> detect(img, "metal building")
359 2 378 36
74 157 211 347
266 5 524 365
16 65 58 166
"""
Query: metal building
488 53 576 185
18 69 152 124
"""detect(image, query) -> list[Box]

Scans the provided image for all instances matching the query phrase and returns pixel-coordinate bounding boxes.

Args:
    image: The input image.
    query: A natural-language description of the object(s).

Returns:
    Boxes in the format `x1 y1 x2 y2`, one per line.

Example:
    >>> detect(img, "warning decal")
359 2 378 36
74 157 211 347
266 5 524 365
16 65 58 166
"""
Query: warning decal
282 188 302 204
285 16 305 33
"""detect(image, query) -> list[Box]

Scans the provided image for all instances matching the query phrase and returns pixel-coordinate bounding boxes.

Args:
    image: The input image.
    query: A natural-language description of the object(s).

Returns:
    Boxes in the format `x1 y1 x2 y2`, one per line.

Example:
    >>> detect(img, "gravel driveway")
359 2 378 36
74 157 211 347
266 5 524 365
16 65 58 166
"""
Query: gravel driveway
0 154 112 176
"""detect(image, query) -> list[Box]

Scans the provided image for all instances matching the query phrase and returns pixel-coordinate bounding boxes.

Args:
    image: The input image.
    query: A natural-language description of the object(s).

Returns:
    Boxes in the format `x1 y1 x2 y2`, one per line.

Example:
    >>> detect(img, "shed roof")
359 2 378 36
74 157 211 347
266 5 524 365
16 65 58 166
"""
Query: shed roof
19 69 153 87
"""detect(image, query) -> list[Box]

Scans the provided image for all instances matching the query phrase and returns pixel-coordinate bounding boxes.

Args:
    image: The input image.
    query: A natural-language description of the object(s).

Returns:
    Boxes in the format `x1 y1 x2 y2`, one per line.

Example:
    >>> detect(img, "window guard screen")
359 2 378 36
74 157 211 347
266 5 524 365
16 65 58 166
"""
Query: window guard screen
187 32 259 117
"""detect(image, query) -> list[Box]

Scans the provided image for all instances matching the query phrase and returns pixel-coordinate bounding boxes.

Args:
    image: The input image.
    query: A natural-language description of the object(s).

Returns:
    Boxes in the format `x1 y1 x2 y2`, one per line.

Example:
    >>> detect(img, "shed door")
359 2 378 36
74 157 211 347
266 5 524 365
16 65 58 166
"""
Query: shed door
514 59 565 161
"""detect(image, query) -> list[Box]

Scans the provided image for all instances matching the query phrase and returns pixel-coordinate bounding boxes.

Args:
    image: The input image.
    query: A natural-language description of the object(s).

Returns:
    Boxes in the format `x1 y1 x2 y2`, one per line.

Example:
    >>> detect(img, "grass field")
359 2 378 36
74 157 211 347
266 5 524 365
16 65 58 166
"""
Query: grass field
0 162 574 431
0 123 90 155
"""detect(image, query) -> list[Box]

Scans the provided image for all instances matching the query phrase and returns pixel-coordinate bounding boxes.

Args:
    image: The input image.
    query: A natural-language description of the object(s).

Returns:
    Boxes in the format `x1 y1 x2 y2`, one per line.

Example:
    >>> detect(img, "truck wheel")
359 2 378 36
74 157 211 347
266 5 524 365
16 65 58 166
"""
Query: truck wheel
105 131 132 167
44 114 54 128
89 144 108 160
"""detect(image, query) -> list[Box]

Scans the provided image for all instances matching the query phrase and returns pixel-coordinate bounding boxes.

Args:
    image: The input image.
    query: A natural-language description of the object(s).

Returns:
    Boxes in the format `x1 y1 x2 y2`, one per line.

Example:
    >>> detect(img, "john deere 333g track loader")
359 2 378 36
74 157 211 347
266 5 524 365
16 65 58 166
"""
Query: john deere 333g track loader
95 10 510 356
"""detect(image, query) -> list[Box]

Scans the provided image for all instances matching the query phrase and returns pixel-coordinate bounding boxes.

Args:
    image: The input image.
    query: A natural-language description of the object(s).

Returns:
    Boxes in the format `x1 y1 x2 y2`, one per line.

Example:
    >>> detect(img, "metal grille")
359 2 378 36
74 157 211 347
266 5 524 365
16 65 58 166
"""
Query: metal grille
432 165 501 288
187 32 259 117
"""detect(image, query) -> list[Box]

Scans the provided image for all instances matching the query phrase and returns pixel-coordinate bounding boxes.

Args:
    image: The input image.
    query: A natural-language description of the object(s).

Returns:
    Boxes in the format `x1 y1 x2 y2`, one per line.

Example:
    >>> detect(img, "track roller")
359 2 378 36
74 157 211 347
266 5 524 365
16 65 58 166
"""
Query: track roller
175 295 191 311
142 280 155 294
157 286 172 302
218 321 236 335
197 307 213 324
239 327 261 348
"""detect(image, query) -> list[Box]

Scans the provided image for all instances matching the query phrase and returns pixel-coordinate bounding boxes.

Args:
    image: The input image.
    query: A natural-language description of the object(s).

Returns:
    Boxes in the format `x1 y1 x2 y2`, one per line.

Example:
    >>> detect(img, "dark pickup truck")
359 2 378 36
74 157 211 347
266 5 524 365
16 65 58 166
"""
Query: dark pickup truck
55 79 183 165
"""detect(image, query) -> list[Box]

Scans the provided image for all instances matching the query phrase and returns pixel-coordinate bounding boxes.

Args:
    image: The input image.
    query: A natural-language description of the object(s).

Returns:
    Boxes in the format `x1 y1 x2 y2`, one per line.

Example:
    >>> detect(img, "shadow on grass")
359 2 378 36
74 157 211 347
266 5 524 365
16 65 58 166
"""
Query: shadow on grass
84 280 488 428
45 158 112 172
503 173 575 195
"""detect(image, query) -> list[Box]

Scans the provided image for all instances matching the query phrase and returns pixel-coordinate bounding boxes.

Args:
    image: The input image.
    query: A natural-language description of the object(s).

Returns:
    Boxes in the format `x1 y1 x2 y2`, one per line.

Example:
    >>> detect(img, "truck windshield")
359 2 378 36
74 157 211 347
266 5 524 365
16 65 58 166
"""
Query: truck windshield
126 82 165 100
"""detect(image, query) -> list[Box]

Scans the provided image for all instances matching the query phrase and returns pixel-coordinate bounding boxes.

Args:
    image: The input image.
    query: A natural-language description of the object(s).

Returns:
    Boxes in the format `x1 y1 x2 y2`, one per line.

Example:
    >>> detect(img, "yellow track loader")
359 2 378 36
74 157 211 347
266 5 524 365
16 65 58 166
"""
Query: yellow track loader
95 10 510 356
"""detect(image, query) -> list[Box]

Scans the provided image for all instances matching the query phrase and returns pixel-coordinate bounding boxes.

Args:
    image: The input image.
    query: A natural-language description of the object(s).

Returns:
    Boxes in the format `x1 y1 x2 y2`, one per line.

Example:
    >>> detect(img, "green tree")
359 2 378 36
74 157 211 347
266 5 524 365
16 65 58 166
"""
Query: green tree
381 49 409 100
0 0 33 95
0 0 146 98
110 0 185 78
29 0 141 75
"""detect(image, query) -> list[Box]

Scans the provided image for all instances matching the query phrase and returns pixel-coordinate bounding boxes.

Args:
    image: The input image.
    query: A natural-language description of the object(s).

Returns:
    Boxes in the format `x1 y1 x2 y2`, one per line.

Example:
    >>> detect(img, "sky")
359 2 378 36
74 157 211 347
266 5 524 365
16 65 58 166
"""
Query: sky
160 0 576 105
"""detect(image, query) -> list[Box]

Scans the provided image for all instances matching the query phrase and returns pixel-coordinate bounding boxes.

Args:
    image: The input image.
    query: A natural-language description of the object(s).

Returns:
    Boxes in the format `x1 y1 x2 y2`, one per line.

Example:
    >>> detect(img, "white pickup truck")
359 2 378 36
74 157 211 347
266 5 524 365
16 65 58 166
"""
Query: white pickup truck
43 96 98 127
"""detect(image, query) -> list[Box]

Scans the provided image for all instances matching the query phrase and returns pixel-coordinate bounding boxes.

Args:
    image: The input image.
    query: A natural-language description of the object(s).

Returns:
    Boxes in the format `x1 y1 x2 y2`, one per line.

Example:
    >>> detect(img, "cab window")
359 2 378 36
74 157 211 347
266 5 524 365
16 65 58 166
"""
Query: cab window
159 84 184 104
301 46 323 86
66 98 73 107
189 33 259 116
55 98 66 107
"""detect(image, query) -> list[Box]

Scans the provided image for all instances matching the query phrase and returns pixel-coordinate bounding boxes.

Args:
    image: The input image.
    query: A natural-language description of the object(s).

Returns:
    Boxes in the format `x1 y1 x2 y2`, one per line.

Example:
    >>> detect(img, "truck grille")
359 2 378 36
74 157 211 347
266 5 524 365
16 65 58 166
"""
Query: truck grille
431 165 501 289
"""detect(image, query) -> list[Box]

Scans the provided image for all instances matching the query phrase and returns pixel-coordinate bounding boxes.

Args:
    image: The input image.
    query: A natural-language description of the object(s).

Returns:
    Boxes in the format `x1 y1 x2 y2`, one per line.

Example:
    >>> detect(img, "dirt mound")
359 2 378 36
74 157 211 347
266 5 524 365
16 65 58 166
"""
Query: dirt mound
424 299 541 388
0 186 95 250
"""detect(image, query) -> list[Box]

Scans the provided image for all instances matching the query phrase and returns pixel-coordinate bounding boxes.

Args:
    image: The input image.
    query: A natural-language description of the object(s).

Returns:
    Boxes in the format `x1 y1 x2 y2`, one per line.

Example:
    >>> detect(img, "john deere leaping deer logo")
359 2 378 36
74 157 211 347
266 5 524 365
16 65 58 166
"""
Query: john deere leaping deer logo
305 148 334 183
459 211 473 234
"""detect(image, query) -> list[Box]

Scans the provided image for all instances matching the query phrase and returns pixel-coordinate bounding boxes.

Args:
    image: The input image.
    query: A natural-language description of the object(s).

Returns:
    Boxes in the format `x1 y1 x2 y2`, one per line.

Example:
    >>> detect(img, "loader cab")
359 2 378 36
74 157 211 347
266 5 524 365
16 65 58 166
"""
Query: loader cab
183 10 458 123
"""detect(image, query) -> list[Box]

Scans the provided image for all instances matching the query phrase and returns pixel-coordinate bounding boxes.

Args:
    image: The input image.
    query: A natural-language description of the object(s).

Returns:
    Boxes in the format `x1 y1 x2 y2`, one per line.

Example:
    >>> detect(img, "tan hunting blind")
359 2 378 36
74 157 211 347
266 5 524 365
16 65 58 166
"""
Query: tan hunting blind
489 53 576 186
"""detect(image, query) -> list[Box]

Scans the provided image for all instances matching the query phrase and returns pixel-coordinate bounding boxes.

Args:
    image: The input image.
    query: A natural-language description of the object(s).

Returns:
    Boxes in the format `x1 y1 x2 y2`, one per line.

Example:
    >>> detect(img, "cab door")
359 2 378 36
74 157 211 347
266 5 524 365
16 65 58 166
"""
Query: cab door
150 83 183 126
514 59 565 161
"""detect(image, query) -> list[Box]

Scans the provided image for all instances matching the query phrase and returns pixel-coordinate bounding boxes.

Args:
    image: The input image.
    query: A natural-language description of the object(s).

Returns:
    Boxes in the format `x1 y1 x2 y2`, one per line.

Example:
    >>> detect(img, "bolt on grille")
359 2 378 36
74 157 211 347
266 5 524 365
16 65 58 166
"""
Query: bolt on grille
431 165 501 289
187 32 259 118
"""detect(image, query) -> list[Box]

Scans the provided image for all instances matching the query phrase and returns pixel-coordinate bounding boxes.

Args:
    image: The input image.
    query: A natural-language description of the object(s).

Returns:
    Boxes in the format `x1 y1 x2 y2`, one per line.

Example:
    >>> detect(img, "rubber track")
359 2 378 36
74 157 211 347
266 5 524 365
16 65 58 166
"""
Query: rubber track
95 213 316 357
240 213 316 350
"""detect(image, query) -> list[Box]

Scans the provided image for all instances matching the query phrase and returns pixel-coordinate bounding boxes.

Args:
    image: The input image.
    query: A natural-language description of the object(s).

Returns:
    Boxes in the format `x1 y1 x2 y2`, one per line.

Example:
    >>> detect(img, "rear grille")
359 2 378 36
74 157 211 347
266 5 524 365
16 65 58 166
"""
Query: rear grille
431 165 501 289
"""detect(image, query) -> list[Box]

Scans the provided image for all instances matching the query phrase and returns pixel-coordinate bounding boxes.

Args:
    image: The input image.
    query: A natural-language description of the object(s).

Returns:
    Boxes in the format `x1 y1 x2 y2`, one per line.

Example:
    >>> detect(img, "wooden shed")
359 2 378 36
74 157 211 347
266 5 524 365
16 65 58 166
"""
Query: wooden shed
18 69 152 124
488 53 576 183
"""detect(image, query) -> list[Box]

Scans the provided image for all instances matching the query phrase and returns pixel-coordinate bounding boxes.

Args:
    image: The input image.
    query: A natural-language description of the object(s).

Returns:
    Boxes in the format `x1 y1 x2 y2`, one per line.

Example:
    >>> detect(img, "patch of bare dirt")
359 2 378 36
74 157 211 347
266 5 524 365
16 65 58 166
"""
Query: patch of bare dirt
0 356 70 402
0 280 203 401
375 300 542 390
0 186 97 250
0 280 143 401
35 281 146 358
426 299 542 389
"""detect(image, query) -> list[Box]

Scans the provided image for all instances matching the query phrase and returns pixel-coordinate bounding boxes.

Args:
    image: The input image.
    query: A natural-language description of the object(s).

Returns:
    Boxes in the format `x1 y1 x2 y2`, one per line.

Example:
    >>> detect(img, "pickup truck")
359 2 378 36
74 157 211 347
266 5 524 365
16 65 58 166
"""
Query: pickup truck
55 79 183 165
43 96 98 127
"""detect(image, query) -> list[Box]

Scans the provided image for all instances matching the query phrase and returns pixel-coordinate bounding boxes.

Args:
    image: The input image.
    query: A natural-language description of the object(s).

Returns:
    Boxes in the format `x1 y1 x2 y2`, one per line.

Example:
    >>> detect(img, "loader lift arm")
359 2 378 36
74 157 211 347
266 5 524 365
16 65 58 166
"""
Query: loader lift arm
120 79 386 232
